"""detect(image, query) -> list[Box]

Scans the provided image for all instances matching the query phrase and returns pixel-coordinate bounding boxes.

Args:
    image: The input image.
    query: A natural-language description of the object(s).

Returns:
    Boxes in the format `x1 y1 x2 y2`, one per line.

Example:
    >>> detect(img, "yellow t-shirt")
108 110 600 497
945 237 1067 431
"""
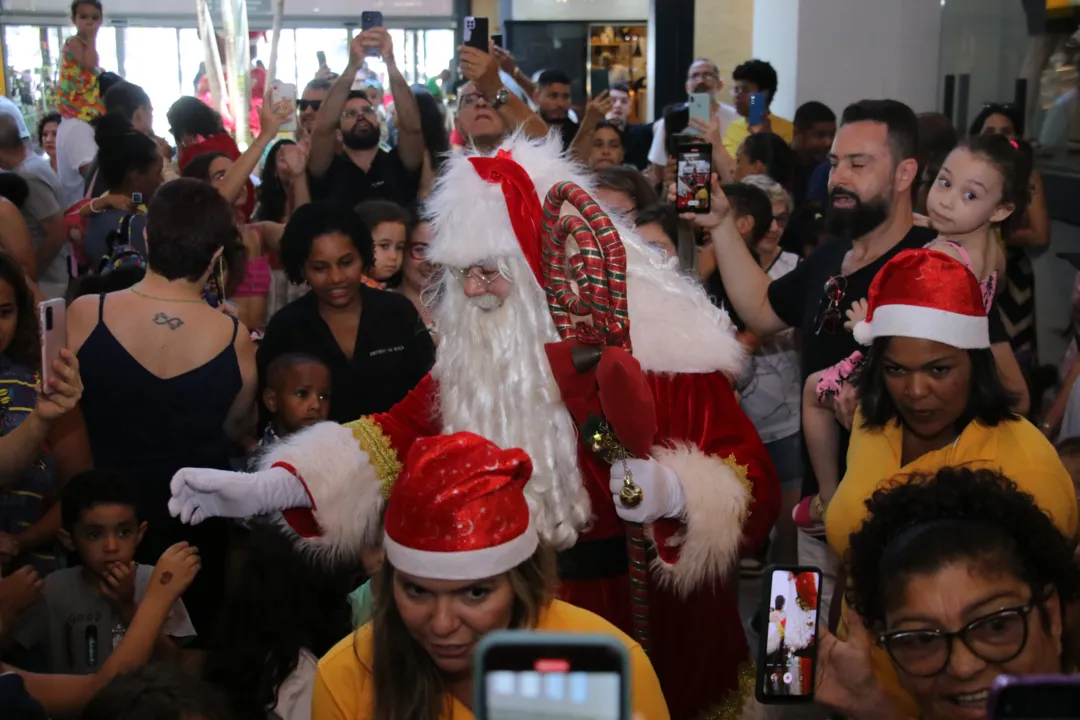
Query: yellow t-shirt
311 599 671 720
723 115 795 156
825 412 1078 717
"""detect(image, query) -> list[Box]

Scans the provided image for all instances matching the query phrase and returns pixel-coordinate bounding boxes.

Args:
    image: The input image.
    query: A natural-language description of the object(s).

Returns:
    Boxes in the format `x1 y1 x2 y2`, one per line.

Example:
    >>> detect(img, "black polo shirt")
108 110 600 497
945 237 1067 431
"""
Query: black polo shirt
309 148 420 209
257 284 435 424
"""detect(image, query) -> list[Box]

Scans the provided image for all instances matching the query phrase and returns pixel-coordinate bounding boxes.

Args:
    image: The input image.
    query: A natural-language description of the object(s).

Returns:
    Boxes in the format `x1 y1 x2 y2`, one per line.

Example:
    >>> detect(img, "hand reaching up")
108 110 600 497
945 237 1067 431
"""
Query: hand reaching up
585 90 613 123
146 542 201 604
815 606 882 717
36 349 83 423
669 173 733 230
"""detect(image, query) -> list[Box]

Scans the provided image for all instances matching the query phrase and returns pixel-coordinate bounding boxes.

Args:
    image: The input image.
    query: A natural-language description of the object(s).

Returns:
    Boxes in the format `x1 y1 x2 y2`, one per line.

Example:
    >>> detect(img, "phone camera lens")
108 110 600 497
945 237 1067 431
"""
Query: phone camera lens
45 306 53 330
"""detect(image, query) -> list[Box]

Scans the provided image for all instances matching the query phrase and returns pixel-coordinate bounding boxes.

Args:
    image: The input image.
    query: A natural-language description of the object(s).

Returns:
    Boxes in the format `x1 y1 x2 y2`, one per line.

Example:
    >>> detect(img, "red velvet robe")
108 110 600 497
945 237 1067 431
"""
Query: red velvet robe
367 371 780 719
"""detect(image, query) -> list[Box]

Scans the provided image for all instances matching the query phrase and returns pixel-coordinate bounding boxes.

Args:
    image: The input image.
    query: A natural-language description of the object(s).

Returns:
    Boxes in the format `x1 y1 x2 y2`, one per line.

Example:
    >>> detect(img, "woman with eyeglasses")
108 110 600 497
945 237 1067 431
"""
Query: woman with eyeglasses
817 466 1079 720
258 202 435 425
820 249 1077 718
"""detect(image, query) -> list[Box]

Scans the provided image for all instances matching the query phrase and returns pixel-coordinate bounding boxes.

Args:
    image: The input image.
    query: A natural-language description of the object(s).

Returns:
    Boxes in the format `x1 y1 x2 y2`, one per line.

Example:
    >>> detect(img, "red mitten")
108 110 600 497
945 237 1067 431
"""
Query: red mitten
596 347 657 458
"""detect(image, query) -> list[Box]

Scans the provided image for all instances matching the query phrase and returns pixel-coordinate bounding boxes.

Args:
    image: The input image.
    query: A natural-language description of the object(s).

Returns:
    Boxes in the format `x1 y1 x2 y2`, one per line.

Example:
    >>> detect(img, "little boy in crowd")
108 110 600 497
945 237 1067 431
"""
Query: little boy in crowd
257 353 333 452
9 471 195 674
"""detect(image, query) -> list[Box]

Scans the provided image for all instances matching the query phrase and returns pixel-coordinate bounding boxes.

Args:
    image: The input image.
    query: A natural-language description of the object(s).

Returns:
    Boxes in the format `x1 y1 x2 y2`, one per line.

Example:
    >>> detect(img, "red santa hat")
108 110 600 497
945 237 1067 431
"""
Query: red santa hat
382 432 539 580
851 248 989 349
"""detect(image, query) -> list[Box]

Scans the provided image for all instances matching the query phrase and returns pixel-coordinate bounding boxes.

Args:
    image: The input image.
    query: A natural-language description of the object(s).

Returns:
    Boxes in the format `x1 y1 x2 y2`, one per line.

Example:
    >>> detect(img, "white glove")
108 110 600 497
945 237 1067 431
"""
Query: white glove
168 466 313 525
609 458 686 524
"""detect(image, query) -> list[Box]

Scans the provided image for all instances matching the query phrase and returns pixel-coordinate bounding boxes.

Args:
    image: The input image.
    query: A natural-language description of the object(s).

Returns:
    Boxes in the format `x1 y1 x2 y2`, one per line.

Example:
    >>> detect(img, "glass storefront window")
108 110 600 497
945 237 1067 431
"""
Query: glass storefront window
122 28 181 139
295 29 350 86
178 28 206 98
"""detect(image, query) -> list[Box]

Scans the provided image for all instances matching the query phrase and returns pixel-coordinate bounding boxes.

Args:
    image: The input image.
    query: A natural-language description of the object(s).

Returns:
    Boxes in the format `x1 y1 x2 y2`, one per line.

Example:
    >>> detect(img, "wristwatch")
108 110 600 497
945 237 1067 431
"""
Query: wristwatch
489 86 511 110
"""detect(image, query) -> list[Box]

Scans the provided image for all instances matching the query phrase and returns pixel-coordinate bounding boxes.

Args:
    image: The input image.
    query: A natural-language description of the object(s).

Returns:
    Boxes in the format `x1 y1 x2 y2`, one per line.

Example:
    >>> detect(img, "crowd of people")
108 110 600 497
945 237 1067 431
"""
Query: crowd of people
0 1 1079 719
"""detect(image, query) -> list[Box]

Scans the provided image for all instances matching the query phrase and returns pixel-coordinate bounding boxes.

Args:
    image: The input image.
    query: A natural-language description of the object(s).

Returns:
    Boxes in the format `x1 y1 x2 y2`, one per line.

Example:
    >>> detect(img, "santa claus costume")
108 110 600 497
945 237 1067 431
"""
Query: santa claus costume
171 131 780 719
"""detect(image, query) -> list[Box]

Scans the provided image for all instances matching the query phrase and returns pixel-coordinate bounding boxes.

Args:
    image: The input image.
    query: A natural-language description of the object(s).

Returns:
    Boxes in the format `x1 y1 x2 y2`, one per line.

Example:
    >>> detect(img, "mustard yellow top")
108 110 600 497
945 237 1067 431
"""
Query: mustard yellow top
826 411 1078 717
311 599 671 720
723 114 795 156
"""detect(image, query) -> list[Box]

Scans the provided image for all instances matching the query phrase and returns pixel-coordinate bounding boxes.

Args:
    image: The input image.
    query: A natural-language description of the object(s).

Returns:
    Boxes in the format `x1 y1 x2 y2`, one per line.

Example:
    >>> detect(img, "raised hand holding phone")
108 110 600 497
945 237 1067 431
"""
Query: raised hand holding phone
360 11 384 56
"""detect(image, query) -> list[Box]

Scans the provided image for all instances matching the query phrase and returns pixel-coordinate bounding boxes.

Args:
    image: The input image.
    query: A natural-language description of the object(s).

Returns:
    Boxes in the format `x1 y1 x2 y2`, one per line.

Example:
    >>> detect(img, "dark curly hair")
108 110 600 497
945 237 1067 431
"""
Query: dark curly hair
84 664 230 720
203 521 355 720
740 132 795 189
857 336 1019 432
167 96 225 140
970 103 1024 139
146 178 238 283
254 139 296 223
280 202 375 286
846 467 1080 630
0 251 38 368
36 111 61 149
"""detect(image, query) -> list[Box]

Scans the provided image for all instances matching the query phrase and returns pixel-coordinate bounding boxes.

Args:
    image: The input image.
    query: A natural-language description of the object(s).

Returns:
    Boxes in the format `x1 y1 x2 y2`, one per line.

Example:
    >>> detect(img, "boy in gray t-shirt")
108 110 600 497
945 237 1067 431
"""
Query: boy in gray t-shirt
11 471 195 674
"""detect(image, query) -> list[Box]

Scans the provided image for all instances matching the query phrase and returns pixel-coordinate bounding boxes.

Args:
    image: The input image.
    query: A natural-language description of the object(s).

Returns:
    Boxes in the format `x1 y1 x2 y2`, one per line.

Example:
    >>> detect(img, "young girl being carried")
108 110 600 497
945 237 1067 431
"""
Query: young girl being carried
59 1 105 122
796 133 1031 532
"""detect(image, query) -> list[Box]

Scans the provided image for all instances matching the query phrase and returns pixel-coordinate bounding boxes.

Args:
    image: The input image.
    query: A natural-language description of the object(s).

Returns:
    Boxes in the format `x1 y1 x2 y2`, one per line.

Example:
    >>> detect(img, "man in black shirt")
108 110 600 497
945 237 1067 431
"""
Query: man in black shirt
607 83 653 170
307 26 424 208
533 69 578 152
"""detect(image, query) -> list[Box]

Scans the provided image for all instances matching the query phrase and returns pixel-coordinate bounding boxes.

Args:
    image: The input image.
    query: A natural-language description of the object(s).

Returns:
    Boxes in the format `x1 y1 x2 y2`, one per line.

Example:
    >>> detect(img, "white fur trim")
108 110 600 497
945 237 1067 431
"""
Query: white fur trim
868 304 988 348
647 443 751 597
384 518 539 581
424 130 745 377
256 422 385 565
852 319 873 347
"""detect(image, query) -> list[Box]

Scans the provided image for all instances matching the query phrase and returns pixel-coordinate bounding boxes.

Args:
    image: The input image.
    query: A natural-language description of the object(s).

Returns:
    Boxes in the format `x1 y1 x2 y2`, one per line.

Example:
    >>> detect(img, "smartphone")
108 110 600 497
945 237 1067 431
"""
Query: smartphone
590 69 610 99
474 631 630 720
271 81 297 132
361 11 383 57
131 191 143 205
749 91 768 127
688 92 711 135
675 140 713 214
38 299 67 394
755 565 823 704
464 16 490 52
492 33 504 48
989 675 1080 718
316 50 328 69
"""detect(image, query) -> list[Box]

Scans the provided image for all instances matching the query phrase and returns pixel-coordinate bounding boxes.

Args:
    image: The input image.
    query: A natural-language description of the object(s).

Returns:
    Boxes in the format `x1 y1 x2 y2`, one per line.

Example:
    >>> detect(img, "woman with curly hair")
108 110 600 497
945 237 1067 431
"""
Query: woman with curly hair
816 466 1080 720
822 249 1078 716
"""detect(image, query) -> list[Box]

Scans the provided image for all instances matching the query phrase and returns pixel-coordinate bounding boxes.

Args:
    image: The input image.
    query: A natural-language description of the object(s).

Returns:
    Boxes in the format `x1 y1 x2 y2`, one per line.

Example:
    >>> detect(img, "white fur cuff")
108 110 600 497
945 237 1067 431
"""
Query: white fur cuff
256 421 386 565
647 443 752 596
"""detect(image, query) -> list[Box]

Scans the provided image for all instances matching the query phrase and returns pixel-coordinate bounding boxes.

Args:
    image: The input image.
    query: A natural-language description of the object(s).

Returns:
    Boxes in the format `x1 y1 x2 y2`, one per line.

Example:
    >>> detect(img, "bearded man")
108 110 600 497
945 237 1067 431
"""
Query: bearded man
305 26 424 208
171 131 780 719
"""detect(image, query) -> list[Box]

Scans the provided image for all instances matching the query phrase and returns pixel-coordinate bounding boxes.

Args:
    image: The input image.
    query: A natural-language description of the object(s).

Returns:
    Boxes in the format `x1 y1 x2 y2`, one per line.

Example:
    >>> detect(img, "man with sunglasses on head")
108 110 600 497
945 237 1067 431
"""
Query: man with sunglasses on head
455 41 548 152
306 27 424 209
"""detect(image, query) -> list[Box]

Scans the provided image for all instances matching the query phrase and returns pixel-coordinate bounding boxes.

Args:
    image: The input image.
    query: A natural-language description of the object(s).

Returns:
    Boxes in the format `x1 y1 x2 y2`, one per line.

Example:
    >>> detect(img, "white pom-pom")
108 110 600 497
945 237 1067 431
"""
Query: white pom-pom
852 320 874 346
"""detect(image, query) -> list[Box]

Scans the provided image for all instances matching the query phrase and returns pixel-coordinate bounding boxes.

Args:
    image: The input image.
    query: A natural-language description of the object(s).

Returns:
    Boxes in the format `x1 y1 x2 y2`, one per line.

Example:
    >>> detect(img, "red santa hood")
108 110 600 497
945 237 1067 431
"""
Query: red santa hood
425 130 745 378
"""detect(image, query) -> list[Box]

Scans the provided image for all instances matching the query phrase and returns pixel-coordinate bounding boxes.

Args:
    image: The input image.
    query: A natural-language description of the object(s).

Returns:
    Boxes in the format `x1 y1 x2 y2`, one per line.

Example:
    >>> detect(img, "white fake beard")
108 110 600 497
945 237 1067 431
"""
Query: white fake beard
430 260 592 550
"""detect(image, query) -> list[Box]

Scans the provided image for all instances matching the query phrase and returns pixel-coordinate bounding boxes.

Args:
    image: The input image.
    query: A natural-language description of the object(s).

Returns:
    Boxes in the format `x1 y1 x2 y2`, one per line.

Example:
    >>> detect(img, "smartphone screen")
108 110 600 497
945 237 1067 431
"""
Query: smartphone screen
590 69 610 99
749 92 768 126
756 566 822 704
39 299 67 393
476 632 629 720
492 33 504 48
361 11 383 56
688 92 711 134
676 141 712 214
990 675 1080 719
316 50 328 68
464 16 490 52
271 81 297 132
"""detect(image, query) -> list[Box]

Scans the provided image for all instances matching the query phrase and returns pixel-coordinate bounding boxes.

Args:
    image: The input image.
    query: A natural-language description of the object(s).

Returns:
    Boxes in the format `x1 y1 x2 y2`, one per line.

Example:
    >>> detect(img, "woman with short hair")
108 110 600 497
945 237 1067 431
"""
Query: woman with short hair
818 466 1079 720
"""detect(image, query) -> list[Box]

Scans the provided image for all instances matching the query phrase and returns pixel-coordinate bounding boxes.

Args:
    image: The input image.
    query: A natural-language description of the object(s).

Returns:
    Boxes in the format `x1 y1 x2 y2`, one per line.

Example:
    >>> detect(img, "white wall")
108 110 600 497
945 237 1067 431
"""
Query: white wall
1 0 453 17
751 0 800 119
509 0 648 22
752 0 943 119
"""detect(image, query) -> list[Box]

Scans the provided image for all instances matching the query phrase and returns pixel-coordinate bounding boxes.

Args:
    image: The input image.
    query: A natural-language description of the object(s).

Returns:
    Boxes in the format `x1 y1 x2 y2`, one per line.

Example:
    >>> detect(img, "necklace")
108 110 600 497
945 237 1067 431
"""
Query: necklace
130 283 206 304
